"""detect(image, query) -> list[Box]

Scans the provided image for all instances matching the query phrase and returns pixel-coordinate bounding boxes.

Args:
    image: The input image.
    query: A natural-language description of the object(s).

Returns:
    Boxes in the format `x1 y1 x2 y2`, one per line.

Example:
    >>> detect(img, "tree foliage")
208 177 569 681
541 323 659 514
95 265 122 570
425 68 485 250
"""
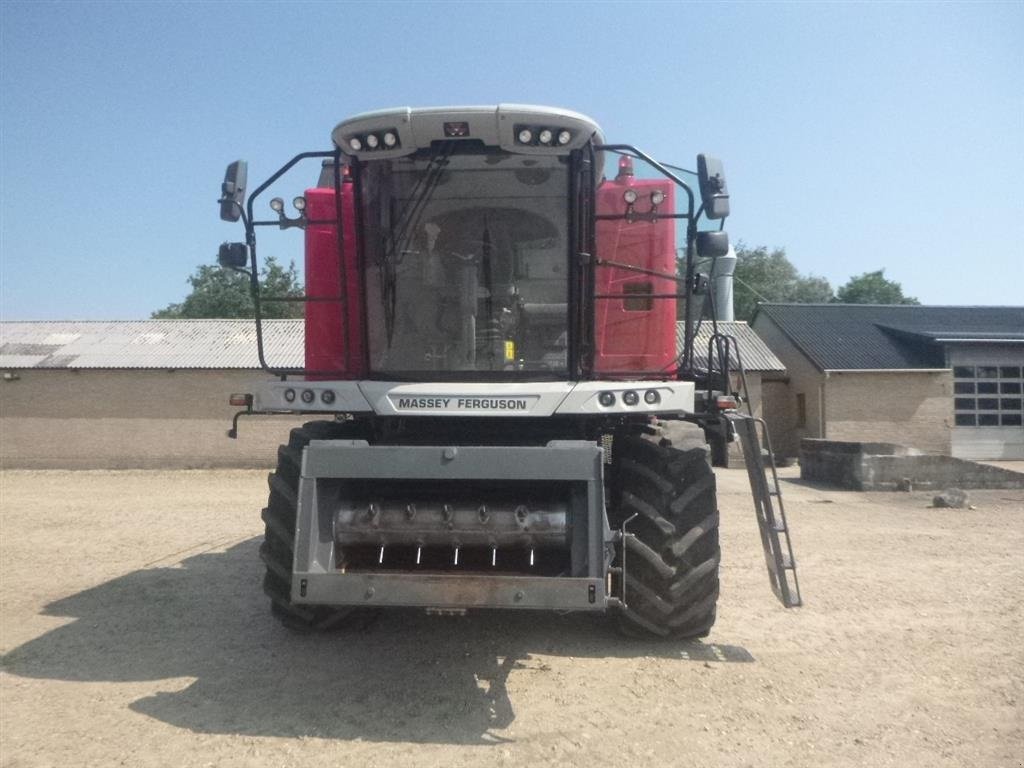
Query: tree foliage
152 256 303 319
835 269 919 305
732 244 833 321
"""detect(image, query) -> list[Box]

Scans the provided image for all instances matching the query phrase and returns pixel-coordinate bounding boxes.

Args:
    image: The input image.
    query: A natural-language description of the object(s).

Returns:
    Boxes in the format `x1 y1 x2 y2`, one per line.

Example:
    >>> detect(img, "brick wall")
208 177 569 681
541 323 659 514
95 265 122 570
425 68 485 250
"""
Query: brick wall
824 371 953 455
751 315 826 457
1 369 306 469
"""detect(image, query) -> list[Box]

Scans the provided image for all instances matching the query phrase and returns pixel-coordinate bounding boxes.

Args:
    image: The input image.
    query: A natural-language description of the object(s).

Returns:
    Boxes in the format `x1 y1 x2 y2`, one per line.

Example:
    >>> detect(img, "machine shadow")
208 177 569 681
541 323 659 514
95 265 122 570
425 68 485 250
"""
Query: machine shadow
1 537 752 744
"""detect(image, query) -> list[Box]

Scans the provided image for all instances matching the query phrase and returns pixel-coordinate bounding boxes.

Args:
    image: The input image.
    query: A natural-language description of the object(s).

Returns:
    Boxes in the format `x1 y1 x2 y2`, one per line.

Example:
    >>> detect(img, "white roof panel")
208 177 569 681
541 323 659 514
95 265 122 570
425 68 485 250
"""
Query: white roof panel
0 320 305 369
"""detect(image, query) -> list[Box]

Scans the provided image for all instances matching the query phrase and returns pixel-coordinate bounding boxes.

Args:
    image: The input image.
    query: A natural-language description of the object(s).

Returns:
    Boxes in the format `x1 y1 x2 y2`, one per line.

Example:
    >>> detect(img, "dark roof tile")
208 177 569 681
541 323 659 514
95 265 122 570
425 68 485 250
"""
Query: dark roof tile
752 304 1024 370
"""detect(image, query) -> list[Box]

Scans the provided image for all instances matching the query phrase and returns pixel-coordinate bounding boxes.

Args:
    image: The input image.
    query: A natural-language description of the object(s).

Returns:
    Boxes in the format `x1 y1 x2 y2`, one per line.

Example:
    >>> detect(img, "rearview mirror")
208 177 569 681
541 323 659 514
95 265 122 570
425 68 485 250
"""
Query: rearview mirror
697 154 729 220
218 242 249 269
696 231 730 258
219 160 248 222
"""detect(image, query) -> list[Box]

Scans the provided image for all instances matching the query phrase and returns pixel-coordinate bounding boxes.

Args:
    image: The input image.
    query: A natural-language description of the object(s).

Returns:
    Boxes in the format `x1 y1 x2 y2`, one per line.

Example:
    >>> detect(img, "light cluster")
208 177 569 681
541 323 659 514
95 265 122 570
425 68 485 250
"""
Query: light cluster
346 129 400 152
283 387 336 406
597 389 662 408
515 125 572 147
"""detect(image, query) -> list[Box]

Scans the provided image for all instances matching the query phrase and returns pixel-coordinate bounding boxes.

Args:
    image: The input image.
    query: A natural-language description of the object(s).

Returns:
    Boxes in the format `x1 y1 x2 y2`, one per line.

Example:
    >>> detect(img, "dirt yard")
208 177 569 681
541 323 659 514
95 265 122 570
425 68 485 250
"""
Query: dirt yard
1 466 1021 767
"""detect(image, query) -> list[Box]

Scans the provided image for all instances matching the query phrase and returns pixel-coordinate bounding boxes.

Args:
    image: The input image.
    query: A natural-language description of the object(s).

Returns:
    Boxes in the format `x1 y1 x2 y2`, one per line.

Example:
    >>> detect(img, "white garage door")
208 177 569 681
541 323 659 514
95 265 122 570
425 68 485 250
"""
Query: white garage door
951 358 1024 460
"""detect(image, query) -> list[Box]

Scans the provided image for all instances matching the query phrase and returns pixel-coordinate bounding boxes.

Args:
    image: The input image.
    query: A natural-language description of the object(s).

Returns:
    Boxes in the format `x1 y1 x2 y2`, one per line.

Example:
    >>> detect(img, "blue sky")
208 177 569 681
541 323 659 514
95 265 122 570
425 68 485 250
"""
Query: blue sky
2 1 1021 319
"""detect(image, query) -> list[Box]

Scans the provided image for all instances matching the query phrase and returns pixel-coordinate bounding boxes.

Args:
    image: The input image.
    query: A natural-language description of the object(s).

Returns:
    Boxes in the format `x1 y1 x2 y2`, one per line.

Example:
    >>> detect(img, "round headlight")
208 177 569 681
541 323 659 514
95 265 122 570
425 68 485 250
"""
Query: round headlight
292 196 306 212
538 129 553 145
623 390 640 406
651 190 666 205
269 197 285 213
348 137 362 151
283 388 296 403
623 189 638 204
383 131 398 147
301 389 315 404
557 130 571 145
517 128 533 144
321 390 336 405
365 133 379 149
598 391 616 407
644 389 661 405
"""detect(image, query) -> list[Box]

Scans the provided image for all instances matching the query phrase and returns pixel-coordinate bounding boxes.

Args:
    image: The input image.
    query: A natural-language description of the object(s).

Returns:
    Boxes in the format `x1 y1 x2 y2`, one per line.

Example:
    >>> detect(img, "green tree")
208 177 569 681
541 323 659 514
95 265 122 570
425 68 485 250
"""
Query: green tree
835 269 919 305
152 256 304 319
732 244 834 321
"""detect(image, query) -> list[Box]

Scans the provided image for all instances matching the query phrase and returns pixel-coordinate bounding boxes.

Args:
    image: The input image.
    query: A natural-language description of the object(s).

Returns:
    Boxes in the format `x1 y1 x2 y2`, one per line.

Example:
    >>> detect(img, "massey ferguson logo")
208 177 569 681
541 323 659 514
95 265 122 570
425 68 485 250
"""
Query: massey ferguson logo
395 396 530 411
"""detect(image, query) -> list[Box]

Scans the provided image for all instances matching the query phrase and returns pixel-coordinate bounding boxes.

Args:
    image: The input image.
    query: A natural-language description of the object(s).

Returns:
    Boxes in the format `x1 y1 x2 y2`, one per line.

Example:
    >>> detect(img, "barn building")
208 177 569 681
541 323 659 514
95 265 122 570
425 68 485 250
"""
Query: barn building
2 319 785 469
751 304 1024 460
0 320 306 469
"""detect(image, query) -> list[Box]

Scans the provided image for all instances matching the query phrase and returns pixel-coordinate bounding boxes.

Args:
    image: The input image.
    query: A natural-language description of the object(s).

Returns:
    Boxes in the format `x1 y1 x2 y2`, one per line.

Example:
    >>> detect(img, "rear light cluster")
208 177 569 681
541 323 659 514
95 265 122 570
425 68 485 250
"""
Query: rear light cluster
283 387 336 406
515 124 572 147
346 129 400 152
598 389 662 408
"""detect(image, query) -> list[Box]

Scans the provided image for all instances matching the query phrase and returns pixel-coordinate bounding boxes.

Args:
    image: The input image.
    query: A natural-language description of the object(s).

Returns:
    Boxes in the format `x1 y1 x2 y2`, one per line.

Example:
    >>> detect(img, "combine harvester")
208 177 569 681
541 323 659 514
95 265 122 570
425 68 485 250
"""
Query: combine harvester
217 105 800 638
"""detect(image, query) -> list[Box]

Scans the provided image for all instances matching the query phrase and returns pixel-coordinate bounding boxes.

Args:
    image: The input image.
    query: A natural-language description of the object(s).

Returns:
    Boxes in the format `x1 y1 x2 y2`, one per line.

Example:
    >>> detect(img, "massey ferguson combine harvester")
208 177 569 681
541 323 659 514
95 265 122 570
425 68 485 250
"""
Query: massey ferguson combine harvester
218 105 800 638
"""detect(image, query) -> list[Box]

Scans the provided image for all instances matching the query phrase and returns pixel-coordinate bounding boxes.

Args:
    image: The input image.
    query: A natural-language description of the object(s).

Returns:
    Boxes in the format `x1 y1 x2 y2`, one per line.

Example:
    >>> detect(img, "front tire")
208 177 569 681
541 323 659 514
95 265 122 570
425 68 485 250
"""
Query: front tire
260 420 360 631
608 428 720 639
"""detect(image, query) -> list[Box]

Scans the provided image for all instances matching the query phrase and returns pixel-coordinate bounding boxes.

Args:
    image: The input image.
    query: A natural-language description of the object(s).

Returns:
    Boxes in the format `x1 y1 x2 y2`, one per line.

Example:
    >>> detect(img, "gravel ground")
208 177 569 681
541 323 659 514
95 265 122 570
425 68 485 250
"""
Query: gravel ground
1 466 1021 767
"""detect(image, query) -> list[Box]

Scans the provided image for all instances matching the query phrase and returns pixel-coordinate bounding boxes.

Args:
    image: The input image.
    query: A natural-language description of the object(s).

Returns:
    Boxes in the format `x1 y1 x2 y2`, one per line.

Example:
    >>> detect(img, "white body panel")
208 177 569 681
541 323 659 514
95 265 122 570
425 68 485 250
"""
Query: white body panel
250 379 695 417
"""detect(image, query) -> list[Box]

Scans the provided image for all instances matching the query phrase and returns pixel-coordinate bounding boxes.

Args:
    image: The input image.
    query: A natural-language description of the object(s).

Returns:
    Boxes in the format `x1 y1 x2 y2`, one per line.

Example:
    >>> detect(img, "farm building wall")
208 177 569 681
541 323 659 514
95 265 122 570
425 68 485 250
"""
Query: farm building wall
1 369 305 469
823 370 953 455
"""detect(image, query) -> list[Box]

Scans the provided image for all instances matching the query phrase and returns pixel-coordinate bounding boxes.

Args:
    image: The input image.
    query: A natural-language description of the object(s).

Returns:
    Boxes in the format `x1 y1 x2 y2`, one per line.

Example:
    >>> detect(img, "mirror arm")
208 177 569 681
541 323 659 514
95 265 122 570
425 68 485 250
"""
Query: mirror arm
244 150 336 230
593 144 695 220
678 216 699 378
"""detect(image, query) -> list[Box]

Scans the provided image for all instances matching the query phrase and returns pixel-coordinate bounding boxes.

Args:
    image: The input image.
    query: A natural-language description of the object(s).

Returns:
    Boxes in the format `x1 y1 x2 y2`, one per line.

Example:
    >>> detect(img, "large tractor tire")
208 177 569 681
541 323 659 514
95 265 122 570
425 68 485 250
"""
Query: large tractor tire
609 426 720 639
260 420 360 631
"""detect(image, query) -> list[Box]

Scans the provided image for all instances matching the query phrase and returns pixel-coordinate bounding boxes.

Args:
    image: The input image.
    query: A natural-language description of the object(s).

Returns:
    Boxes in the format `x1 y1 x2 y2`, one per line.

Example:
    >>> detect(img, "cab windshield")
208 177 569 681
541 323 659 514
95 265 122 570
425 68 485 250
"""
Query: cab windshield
359 144 570 377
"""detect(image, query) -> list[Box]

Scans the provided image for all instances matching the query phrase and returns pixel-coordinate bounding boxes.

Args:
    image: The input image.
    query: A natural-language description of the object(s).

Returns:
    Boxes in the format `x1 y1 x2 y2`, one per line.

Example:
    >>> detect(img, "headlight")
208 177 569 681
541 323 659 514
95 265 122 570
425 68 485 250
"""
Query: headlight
538 129 553 145
383 131 398 147
557 130 572 145
623 190 638 204
365 133 379 149
517 128 533 144
348 137 362 151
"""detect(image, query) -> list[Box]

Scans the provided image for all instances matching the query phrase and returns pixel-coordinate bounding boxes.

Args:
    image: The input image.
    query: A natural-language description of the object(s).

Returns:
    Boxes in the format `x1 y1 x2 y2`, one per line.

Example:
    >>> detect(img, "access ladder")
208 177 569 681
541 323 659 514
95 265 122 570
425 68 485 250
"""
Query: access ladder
729 413 802 607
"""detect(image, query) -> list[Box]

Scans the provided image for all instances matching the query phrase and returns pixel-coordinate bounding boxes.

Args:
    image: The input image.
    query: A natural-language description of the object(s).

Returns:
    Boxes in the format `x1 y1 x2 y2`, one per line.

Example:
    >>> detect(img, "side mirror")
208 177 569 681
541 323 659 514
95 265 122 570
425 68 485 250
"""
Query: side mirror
219 160 248 222
697 154 729 220
696 230 730 258
218 242 249 269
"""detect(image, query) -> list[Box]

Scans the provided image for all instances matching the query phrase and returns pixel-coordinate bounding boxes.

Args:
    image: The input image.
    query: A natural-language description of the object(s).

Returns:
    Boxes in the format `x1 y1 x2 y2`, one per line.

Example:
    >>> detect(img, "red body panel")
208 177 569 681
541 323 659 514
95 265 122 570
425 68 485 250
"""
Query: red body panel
593 176 677 375
303 185 365 379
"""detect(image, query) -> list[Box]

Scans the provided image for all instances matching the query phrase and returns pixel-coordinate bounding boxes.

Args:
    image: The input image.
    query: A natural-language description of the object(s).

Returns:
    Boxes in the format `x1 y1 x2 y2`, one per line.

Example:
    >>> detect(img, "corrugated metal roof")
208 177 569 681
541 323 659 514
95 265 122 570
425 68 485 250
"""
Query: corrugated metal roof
751 304 1024 371
676 320 786 372
2 318 788 374
0 320 304 369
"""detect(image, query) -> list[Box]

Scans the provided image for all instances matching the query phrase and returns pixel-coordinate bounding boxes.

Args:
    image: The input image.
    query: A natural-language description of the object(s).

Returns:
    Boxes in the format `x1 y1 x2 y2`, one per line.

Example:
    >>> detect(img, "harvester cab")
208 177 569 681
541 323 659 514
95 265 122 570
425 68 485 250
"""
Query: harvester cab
217 105 799 638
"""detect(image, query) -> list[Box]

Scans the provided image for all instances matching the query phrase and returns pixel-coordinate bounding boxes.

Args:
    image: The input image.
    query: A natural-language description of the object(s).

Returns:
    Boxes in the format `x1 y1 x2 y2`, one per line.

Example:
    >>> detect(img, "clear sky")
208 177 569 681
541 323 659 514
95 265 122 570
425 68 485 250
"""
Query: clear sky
2 1 1021 319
